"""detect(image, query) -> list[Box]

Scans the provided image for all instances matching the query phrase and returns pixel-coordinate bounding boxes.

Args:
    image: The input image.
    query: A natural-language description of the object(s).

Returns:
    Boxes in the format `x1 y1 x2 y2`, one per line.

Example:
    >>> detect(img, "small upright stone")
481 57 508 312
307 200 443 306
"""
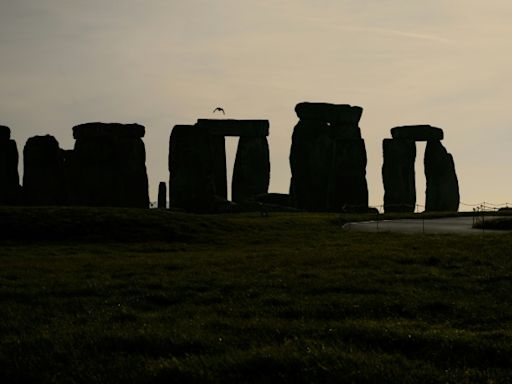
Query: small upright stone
158 182 167 209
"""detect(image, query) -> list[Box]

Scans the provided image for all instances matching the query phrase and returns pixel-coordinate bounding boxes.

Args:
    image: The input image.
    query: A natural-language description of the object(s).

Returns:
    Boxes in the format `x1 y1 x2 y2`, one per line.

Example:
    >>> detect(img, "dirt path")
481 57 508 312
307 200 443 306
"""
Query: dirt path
344 216 507 234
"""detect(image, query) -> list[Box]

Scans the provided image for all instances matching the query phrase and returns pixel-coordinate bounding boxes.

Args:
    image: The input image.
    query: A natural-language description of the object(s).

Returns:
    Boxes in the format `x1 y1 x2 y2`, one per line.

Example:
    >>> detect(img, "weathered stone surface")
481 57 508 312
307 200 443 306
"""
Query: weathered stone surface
0 125 10 140
168 125 216 212
158 182 167 209
391 125 444 141
382 139 416 213
211 136 227 200
424 140 459 212
330 122 362 140
69 123 149 208
196 119 269 137
289 120 332 210
73 123 144 139
0 126 20 205
295 102 363 123
169 119 272 212
329 139 368 211
23 135 65 205
289 103 368 212
232 136 270 203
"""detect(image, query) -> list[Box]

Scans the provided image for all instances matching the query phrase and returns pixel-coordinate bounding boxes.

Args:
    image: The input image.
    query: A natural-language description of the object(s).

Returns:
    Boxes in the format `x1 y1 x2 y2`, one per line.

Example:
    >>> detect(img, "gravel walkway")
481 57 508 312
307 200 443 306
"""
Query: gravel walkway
344 216 506 234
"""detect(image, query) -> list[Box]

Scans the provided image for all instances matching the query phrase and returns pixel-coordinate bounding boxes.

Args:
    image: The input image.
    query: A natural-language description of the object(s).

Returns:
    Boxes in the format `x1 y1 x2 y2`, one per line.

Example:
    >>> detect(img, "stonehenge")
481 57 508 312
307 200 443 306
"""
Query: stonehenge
382 125 459 213
0 126 20 205
169 119 270 212
0 106 461 213
289 102 368 212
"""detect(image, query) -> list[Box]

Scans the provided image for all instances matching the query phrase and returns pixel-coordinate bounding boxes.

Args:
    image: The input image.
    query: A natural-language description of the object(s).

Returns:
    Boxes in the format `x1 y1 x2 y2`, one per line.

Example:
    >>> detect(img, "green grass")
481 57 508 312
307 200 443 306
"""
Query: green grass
0 207 511 383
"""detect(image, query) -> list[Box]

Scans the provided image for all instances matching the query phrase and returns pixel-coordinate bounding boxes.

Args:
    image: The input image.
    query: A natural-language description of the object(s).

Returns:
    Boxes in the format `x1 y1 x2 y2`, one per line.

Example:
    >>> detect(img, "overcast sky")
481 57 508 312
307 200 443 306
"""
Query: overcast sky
1 1 512 208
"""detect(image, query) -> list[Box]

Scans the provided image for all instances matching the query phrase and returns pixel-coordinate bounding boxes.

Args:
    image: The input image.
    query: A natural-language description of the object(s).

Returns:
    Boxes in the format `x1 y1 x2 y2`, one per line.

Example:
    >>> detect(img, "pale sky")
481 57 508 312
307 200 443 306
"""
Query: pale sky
1 1 512 208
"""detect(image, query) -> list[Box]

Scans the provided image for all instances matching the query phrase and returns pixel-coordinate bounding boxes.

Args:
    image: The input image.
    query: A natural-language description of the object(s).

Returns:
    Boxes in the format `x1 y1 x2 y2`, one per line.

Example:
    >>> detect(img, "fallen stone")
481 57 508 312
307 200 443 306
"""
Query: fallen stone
391 125 444 141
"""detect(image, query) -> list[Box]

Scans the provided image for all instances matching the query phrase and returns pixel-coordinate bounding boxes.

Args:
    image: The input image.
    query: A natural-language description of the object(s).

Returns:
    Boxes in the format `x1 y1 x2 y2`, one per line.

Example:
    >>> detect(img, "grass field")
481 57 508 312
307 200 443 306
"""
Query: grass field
0 207 511 383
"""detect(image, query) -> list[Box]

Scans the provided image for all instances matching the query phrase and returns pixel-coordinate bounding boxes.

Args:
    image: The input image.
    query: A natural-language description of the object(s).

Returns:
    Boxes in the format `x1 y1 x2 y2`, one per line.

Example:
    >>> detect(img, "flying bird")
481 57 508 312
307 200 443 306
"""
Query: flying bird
213 107 225 115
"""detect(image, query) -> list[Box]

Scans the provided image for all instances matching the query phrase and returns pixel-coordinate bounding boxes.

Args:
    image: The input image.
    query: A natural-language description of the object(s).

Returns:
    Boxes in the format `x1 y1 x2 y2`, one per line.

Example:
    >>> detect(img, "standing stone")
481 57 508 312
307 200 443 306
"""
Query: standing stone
157 182 167 209
329 139 368 211
289 102 368 212
232 136 270 203
289 120 332 210
168 125 216 212
382 139 416 213
210 136 227 200
424 140 459 212
69 123 149 208
169 119 270 211
0 126 20 205
23 135 65 205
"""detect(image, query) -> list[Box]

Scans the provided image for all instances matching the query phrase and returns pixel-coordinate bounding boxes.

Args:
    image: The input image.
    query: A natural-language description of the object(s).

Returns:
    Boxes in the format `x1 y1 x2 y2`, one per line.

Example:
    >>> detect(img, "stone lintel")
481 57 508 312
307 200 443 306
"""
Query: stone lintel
196 119 269 137
73 123 145 139
391 125 444 141
295 102 363 123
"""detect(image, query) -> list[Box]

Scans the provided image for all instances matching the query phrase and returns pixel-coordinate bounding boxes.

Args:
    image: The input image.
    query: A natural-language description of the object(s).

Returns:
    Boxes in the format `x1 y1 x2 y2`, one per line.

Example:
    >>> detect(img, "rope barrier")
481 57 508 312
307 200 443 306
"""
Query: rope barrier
366 201 512 214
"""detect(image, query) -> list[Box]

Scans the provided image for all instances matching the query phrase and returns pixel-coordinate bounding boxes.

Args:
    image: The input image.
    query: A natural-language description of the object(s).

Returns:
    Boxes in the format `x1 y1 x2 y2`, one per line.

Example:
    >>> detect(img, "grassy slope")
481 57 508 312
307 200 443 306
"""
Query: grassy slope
0 208 511 383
